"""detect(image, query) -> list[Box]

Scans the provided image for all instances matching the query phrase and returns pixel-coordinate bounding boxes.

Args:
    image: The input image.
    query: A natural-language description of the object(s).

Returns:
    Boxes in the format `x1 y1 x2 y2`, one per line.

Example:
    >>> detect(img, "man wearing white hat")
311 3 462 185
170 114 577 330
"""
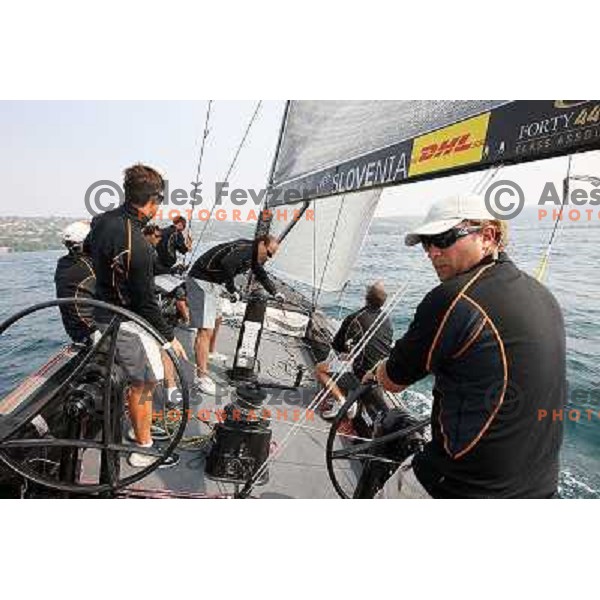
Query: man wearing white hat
366 193 566 498
54 221 96 343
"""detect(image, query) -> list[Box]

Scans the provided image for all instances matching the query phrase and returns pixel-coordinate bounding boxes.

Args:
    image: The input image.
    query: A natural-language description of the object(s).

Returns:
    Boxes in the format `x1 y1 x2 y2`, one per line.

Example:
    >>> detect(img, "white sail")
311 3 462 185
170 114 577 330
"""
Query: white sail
269 188 380 293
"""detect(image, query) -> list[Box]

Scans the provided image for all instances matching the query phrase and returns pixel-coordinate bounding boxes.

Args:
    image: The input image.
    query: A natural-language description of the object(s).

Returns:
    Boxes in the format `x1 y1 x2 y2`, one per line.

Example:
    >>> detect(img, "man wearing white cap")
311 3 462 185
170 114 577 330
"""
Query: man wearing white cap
54 221 96 343
366 193 566 498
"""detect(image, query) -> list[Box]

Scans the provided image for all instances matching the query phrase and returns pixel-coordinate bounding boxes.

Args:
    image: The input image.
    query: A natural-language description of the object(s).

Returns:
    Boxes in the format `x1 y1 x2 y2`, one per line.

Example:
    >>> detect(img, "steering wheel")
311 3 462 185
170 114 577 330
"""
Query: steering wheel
325 382 429 499
0 298 190 495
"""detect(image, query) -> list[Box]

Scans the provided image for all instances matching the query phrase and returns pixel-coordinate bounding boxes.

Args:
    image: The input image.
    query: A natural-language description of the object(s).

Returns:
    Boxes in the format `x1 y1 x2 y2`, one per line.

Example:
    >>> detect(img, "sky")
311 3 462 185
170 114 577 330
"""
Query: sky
0 101 285 218
0 100 598 219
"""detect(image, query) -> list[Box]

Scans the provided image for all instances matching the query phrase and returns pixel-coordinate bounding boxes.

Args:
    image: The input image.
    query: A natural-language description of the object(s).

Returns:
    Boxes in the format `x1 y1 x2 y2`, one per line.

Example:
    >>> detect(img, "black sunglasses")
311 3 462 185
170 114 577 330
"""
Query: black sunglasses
266 250 274 259
420 226 482 250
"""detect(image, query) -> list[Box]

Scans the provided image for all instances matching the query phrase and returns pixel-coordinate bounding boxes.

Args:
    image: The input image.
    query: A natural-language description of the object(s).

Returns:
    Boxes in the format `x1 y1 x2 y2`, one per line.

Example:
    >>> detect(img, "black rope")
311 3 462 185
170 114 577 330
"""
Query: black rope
189 100 263 263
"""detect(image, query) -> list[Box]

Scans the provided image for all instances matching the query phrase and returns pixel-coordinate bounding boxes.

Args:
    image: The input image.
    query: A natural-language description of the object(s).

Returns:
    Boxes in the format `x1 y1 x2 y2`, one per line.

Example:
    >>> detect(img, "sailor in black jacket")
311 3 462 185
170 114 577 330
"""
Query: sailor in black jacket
156 215 191 270
54 221 96 343
188 237 281 297
186 235 283 394
368 194 566 499
318 281 393 420
86 164 186 468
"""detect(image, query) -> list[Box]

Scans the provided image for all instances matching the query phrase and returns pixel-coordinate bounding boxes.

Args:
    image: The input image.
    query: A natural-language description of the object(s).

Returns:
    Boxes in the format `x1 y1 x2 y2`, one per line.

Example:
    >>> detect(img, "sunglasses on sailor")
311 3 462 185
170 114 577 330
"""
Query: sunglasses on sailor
420 226 483 250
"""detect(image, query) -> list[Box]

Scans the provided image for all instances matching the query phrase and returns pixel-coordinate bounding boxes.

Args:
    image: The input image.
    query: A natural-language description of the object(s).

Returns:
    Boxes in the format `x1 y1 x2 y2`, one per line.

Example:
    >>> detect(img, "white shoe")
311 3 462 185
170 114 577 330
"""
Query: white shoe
209 352 228 363
128 449 156 468
347 402 358 420
195 374 217 396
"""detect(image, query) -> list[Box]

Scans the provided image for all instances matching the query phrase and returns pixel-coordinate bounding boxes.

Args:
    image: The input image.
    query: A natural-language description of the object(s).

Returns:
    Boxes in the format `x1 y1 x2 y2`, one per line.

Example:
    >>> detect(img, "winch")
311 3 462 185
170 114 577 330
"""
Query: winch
205 384 272 486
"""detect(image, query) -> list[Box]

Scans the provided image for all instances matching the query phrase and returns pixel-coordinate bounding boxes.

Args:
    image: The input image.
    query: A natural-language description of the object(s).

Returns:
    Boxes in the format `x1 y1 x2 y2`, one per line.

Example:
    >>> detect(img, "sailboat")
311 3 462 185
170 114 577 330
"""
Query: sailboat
1 100 599 498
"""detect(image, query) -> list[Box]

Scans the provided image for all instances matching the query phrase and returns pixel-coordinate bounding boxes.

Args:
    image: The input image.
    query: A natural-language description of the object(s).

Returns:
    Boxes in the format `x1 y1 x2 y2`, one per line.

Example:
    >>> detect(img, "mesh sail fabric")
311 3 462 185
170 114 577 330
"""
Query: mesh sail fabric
269 189 381 293
272 101 508 186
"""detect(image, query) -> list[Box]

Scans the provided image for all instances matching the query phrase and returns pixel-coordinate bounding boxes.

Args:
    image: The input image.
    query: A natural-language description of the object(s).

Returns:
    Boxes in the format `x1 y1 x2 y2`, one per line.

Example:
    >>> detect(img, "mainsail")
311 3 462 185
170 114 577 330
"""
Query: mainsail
267 100 600 206
260 100 600 295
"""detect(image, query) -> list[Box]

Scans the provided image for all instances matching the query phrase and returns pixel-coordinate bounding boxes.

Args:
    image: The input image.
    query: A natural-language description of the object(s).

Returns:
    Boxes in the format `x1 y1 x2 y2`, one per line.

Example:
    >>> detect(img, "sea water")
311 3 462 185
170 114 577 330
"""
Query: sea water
0 214 598 498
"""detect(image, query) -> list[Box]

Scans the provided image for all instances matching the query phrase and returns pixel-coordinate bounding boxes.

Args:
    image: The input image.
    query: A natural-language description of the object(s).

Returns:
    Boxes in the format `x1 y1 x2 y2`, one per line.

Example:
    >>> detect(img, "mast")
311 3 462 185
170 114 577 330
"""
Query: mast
255 100 291 240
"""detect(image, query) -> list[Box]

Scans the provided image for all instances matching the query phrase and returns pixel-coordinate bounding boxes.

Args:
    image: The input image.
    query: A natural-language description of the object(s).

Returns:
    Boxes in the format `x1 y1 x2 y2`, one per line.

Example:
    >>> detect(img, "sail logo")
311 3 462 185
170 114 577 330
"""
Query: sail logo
409 112 491 177
331 152 408 193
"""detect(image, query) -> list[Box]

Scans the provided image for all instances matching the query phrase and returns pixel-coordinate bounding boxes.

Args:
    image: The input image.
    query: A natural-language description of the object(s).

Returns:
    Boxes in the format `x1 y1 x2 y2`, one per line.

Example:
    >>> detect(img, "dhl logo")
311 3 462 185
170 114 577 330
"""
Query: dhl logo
417 133 477 163
409 112 490 177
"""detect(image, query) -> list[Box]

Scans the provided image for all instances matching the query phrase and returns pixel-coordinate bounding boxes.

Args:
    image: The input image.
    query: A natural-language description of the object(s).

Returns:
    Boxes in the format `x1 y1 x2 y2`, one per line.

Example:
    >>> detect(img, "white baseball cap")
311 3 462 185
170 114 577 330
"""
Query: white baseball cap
62 221 91 244
404 193 495 247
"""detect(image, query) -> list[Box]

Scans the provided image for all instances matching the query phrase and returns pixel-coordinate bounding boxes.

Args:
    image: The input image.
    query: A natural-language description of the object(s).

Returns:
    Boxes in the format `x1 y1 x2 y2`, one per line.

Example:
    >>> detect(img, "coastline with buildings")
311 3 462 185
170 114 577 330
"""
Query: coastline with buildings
0 216 75 253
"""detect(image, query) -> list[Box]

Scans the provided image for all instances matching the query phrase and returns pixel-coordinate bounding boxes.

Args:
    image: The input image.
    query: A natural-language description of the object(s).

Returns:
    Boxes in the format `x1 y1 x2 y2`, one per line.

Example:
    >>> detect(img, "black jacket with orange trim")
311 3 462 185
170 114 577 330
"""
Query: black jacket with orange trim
86 204 174 342
188 239 277 296
332 306 393 379
54 251 96 343
386 253 566 498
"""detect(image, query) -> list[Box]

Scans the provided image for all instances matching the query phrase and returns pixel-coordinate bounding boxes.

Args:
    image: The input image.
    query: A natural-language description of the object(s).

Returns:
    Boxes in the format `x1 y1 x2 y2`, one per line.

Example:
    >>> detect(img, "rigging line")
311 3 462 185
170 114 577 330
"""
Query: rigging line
535 154 573 283
472 165 502 194
188 100 263 264
314 195 346 308
184 100 213 267
311 201 317 310
335 281 350 321
242 276 414 495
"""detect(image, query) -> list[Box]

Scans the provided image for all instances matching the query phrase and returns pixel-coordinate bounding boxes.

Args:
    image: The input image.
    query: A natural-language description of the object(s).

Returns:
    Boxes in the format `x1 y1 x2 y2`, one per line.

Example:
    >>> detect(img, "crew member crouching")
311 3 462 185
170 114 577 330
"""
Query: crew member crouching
317 281 393 420
54 221 96 344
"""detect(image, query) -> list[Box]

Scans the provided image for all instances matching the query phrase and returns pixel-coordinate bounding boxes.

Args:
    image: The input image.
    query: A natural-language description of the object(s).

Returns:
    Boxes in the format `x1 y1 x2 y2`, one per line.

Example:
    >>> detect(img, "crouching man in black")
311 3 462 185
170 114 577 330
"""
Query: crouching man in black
54 221 96 344
317 281 393 420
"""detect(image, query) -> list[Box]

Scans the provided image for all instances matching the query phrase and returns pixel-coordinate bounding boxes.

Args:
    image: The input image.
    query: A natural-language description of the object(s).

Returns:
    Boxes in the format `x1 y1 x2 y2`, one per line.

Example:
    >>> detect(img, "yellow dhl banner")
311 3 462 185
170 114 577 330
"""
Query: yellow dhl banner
409 112 491 177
